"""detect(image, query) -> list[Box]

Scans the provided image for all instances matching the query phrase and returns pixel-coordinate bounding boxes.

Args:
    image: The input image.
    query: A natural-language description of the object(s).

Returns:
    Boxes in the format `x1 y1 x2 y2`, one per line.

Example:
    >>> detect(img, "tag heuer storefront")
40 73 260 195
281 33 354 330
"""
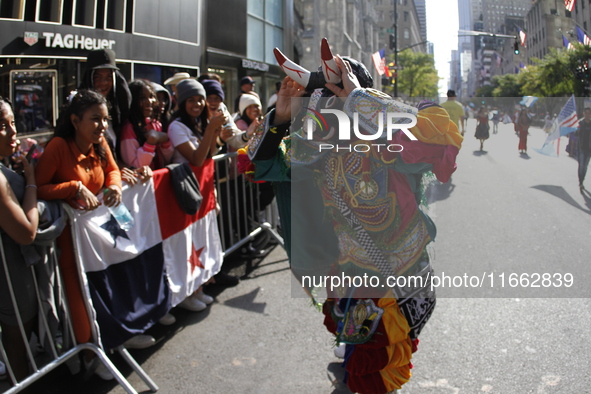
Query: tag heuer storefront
0 3 204 141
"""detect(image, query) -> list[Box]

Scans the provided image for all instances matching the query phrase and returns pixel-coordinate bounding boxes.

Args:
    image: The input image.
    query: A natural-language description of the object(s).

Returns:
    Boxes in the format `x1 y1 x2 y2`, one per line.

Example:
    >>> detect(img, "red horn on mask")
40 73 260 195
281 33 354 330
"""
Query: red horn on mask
274 48 311 87
321 38 341 84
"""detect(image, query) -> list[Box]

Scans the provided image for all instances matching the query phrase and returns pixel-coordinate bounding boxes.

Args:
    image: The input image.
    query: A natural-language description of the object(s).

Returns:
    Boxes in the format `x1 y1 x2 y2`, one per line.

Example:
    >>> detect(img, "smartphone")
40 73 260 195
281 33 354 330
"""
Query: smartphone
25 144 37 162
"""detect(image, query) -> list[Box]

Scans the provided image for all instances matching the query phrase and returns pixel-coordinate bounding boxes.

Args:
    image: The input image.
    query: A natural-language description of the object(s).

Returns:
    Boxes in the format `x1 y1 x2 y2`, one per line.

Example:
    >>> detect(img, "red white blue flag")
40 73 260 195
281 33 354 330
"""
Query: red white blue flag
563 35 575 51
565 0 576 12
70 162 222 349
518 28 527 47
372 49 391 77
576 26 591 46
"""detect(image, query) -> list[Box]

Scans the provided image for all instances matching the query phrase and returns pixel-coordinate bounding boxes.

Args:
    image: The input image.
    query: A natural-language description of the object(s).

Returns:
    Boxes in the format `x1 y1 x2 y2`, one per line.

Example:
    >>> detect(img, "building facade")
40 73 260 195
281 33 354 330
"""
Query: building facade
297 0 381 88
0 0 209 138
525 0 574 65
0 0 296 139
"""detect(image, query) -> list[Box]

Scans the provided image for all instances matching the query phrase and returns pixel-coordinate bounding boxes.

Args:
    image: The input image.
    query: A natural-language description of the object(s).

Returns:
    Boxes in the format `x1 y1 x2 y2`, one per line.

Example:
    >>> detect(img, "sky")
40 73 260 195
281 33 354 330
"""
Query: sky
425 0 460 97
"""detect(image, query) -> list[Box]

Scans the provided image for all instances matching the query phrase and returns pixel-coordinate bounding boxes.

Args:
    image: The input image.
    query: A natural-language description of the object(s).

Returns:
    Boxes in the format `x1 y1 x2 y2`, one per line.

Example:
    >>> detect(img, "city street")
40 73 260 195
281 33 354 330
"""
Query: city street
38 119 591 393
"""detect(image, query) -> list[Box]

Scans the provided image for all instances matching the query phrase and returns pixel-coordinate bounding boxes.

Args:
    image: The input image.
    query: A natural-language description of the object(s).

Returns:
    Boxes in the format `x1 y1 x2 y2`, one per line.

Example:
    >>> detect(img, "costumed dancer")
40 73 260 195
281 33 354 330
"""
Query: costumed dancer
238 39 462 393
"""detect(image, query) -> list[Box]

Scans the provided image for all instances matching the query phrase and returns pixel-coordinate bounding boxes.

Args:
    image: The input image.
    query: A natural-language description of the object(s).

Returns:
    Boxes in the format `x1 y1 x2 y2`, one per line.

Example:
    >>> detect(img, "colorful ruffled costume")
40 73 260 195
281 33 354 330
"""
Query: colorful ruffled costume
242 83 461 392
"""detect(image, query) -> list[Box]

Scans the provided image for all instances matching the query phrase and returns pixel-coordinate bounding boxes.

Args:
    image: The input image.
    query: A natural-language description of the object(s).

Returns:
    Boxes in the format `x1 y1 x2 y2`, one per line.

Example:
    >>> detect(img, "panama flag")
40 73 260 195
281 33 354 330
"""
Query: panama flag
576 26 591 46
565 0 576 12
69 163 222 349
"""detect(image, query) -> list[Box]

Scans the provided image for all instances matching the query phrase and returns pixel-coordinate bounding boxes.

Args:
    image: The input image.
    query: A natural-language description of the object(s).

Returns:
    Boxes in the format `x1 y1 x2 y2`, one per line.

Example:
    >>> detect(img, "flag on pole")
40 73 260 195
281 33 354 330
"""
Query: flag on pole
372 49 390 76
541 95 579 148
565 0 576 12
518 28 527 47
494 52 502 67
563 35 575 50
576 26 591 46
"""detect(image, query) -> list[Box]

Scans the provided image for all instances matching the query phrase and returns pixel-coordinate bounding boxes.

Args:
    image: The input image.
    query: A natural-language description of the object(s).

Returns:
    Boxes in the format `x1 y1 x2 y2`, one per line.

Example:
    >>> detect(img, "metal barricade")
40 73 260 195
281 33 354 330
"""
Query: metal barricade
0 232 155 394
0 153 283 393
213 151 284 257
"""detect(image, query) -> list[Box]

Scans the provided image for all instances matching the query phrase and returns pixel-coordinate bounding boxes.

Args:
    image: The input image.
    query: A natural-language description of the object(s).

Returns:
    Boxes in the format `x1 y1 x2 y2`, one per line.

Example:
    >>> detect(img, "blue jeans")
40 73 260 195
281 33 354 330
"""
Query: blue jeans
578 150 591 184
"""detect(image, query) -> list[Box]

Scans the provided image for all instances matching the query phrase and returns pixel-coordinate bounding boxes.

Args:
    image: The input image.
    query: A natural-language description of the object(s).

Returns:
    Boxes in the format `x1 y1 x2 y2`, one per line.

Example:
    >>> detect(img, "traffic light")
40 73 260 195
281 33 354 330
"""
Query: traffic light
513 39 520 55
389 34 395 50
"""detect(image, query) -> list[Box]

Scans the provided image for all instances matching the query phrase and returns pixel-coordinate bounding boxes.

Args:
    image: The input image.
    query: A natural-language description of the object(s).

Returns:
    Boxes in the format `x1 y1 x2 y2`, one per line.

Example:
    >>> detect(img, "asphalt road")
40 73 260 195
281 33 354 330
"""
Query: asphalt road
24 119 591 393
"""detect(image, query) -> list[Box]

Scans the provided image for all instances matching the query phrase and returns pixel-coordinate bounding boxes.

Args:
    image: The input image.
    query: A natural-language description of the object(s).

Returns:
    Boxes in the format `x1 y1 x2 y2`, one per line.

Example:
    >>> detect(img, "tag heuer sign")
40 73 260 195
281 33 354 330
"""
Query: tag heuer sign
24 32 39 46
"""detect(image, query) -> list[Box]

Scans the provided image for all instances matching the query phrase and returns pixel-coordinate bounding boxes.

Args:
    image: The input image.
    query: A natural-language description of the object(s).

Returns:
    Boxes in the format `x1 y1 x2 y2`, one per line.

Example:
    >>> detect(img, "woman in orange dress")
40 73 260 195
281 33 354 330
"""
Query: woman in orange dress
35 90 122 380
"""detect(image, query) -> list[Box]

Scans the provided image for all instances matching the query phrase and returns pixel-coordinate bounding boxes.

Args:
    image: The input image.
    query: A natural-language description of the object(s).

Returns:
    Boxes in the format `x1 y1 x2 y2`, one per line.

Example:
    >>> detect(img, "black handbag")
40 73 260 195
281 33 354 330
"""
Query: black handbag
166 163 203 215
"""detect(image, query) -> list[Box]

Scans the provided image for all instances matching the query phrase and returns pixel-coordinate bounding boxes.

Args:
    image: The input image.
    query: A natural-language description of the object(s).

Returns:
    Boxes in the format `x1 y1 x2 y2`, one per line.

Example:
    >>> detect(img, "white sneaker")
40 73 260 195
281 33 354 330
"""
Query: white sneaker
178 297 207 312
192 290 214 305
84 358 114 381
123 334 156 349
334 343 346 359
158 313 176 326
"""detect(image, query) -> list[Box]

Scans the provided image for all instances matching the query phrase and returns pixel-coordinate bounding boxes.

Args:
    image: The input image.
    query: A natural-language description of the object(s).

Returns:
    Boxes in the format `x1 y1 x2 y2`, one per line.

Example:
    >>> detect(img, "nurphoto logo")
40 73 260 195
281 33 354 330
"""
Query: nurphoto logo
304 108 417 153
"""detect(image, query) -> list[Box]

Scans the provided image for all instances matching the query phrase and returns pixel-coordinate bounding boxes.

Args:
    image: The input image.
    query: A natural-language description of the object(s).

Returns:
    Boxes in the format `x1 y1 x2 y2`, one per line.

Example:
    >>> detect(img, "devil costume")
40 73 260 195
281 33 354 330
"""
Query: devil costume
239 39 463 393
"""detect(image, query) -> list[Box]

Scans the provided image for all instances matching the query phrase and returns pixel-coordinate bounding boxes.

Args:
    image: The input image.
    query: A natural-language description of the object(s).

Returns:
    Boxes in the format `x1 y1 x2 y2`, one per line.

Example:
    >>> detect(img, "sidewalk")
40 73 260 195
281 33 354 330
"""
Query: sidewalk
23 244 351 394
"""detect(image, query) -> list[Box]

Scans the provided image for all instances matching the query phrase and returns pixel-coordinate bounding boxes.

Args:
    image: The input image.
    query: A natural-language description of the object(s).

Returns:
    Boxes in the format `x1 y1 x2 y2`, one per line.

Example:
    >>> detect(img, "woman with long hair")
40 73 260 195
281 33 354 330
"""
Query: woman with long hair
78 49 143 185
167 79 226 310
120 79 173 171
0 97 38 385
35 90 123 379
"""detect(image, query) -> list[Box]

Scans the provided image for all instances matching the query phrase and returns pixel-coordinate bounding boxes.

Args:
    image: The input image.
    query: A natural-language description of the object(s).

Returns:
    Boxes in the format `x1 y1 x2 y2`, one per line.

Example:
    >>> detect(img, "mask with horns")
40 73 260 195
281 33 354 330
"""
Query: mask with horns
273 38 373 93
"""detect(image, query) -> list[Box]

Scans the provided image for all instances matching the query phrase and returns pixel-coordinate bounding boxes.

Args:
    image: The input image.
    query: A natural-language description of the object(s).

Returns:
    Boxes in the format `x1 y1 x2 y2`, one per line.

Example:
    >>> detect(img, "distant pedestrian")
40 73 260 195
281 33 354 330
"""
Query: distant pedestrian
475 106 490 151
576 107 591 190
491 108 500 134
515 108 531 154
441 89 465 136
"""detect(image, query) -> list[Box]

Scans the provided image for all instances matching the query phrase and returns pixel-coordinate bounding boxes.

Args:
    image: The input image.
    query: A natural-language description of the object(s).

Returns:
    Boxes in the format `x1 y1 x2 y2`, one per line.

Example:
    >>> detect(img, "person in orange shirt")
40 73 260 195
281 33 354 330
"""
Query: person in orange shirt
35 90 122 380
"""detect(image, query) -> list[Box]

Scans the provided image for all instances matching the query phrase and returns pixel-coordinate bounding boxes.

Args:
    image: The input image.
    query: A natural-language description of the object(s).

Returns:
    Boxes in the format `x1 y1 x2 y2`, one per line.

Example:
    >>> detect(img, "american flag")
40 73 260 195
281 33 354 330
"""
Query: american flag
371 49 391 77
557 95 579 132
518 28 527 47
576 26 591 46
543 95 579 146
494 52 502 67
565 0 576 12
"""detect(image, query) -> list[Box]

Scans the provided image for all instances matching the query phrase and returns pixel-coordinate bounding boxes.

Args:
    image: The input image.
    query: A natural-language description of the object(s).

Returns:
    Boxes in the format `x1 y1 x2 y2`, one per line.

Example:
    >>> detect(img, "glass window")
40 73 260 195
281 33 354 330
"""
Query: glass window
73 0 96 26
247 0 283 64
265 24 283 63
404 29 409 39
37 0 62 23
247 16 265 61
265 0 282 27
105 0 126 31
247 0 264 18
0 0 25 19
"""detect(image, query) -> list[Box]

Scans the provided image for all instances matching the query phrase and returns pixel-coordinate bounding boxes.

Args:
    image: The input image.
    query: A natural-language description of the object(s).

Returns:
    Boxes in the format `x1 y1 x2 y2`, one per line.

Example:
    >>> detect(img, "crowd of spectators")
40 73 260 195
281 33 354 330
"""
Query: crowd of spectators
0 49 272 385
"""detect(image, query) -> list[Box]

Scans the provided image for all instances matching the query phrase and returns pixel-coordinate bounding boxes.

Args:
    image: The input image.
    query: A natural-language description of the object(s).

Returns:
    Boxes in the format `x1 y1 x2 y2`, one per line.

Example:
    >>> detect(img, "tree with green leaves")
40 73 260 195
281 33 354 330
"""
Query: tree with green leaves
385 49 440 99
